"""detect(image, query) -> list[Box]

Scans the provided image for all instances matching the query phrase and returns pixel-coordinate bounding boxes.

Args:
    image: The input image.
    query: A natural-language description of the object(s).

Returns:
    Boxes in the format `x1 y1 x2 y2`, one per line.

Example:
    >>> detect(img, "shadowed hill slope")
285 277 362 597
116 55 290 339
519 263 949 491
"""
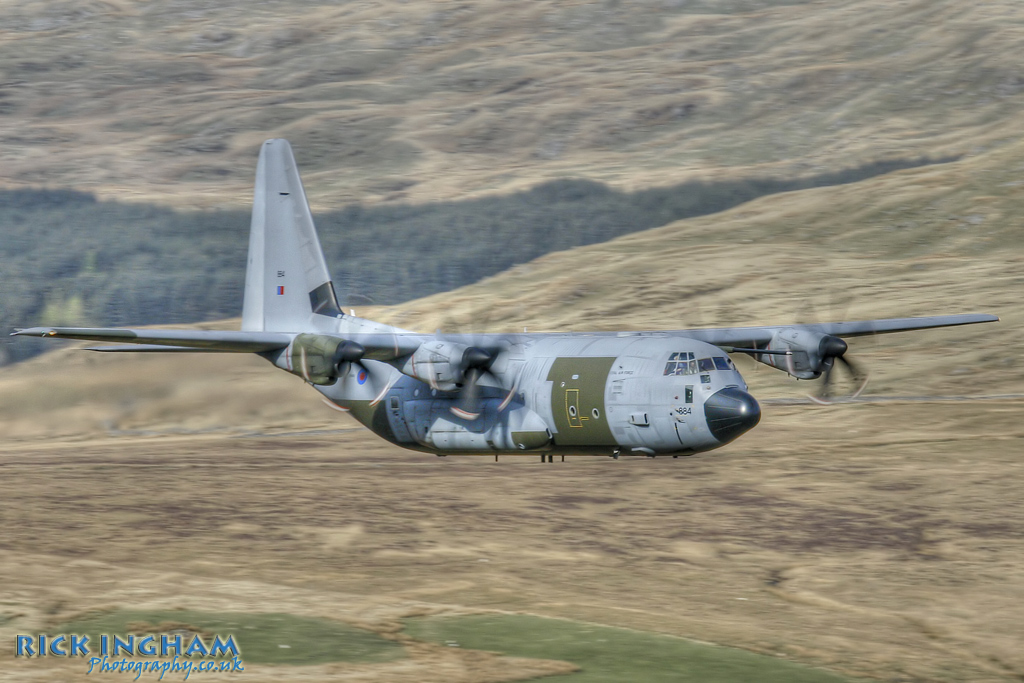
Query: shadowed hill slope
0 156 940 365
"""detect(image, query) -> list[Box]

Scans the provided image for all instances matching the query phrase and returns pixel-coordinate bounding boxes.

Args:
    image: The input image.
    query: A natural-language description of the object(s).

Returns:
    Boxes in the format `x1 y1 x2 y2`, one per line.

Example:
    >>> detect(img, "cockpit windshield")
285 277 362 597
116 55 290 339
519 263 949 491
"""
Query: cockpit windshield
663 352 696 376
663 353 734 376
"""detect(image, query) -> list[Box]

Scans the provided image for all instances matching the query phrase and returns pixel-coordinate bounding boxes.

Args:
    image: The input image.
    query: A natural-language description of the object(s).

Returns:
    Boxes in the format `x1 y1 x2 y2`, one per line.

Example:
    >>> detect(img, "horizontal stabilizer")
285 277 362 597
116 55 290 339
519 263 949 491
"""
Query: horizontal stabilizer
11 327 293 353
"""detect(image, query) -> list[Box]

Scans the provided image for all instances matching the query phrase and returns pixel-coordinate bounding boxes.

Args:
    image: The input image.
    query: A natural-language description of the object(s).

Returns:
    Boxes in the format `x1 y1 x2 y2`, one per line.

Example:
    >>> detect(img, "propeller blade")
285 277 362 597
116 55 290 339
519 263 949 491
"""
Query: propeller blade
299 344 312 383
369 371 399 407
497 369 521 412
811 336 869 404
449 346 509 420
809 361 835 405
837 354 869 398
451 368 484 420
321 397 351 413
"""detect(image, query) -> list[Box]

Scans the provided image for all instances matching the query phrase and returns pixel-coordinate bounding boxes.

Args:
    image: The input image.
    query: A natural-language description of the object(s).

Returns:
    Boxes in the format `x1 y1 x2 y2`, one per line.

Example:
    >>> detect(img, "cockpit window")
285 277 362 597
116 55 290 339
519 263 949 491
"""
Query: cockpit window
666 353 735 376
664 352 695 376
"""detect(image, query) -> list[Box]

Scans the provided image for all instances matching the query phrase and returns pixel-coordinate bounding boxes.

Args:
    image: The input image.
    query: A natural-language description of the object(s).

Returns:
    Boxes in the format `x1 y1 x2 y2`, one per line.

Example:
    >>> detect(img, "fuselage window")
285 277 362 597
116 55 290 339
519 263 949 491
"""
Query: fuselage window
697 357 715 372
713 357 733 371
664 352 695 376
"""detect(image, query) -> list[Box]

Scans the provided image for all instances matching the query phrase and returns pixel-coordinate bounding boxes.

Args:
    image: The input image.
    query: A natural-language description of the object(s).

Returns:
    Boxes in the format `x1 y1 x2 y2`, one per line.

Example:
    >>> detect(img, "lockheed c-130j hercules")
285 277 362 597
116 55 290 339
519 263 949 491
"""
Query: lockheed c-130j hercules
14 140 998 460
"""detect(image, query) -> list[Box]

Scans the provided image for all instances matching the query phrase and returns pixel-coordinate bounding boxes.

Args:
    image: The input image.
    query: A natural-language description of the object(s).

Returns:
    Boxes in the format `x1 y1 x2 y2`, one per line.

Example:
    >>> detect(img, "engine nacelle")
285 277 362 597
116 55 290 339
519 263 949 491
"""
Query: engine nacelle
285 334 365 385
287 333 345 385
758 328 845 379
401 341 473 391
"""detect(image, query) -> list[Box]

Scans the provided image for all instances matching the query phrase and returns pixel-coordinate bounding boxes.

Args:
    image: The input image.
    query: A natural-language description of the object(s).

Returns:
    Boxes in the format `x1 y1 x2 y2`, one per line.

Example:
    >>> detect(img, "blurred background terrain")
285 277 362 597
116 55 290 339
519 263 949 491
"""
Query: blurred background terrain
2 0 1022 363
1 1 1023 681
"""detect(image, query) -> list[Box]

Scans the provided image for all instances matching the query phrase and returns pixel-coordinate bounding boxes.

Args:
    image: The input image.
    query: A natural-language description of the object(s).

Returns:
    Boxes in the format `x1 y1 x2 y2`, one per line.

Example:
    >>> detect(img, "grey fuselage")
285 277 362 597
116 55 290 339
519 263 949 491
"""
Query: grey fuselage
301 330 760 457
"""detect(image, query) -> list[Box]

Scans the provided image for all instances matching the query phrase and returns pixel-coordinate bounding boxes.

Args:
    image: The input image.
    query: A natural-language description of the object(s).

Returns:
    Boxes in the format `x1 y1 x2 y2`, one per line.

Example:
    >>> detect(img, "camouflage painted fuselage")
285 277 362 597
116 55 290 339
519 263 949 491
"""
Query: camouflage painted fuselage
302 331 760 457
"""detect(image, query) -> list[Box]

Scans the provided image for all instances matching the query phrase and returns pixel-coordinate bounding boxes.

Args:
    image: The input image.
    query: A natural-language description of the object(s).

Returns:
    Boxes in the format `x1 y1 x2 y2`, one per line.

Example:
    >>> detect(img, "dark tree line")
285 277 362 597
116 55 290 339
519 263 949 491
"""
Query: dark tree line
0 156 948 364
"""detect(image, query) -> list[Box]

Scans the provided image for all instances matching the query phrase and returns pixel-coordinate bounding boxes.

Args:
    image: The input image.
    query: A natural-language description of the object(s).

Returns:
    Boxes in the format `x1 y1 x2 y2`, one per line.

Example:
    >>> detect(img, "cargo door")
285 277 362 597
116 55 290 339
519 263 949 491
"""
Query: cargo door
547 357 616 446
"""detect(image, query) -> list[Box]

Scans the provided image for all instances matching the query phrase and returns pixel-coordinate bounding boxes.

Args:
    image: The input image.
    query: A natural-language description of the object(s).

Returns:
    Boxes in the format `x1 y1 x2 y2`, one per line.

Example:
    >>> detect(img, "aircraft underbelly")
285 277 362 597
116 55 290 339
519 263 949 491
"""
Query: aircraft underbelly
399 399 551 453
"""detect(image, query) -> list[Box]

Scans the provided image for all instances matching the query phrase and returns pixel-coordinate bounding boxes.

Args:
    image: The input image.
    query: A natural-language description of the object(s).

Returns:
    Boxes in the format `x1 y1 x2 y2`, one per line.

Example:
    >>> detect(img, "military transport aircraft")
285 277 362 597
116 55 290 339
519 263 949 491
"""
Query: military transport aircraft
13 140 998 460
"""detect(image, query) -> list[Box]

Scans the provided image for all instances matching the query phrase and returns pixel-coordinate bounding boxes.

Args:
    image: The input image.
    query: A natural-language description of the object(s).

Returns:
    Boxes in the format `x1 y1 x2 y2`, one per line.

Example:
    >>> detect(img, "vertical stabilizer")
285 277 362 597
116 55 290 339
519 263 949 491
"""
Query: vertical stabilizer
242 139 342 332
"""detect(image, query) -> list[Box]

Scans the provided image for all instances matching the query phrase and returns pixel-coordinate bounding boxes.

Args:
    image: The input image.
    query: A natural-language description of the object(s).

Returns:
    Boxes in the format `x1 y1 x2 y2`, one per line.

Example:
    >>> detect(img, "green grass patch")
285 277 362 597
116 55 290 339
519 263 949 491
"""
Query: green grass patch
404 614 851 683
60 610 404 665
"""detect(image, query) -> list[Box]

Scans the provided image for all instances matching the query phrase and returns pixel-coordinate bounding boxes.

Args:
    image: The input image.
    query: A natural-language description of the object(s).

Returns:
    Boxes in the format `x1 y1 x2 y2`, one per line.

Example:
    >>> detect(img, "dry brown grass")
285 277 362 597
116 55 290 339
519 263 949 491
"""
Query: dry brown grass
0 400 1021 681
1 1 1023 208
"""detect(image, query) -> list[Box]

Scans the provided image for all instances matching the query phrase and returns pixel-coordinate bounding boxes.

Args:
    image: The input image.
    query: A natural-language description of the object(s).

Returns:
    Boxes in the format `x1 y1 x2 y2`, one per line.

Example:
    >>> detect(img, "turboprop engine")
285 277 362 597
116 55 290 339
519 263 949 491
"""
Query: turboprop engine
757 328 849 379
286 333 365 385
400 341 494 392
400 341 506 419
284 335 504 420
755 327 868 401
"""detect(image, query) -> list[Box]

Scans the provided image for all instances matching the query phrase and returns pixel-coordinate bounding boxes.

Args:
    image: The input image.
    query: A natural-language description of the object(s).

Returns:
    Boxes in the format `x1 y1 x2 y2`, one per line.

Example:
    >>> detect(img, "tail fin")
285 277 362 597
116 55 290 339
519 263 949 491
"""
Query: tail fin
241 139 342 332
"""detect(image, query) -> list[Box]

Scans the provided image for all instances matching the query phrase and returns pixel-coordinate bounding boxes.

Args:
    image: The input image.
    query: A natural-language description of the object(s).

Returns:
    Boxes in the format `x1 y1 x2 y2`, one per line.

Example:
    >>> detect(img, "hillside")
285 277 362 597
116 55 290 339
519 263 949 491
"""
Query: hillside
3 133 1020 439
0 0 1021 208
0 158 931 365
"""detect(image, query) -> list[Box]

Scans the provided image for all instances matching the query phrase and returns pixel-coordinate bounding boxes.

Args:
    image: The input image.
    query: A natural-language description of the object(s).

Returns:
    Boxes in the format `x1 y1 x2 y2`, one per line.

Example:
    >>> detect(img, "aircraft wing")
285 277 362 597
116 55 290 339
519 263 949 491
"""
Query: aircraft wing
666 313 999 347
83 344 248 352
12 314 998 355
11 327 294 353
11 326 429 360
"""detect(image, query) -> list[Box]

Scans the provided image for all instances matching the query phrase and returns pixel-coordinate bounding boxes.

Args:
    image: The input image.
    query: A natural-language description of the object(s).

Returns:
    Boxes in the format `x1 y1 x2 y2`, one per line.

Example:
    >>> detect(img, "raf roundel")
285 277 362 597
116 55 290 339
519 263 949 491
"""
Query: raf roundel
357 369 368 385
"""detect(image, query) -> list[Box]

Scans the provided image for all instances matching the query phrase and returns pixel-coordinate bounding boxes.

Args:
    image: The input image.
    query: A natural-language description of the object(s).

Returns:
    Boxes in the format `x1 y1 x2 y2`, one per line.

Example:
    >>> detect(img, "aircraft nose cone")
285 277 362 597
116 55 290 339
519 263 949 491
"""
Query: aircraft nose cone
704 388 761 443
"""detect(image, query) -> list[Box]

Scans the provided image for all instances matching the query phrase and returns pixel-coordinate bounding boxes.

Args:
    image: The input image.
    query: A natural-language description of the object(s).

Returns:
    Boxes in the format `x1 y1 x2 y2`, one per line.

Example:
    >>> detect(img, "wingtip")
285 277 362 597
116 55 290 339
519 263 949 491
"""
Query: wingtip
11 327 63 338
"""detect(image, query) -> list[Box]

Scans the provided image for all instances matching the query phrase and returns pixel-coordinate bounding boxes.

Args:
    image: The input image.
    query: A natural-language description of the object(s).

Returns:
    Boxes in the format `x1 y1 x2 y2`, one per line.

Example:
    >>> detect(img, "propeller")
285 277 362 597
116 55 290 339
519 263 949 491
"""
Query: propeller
326 340 395 406
314 290 403 406
811 335 868 405
331 340 366 390
791 291 871 405
433 307 520 421
450 346 500 420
